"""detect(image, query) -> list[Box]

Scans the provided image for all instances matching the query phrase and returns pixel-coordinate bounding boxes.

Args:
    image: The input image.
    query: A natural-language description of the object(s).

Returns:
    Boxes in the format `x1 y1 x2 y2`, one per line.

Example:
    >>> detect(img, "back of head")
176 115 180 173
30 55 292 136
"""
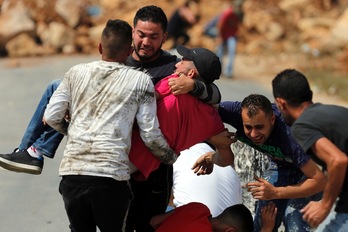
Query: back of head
241 94 273 118
177 45 221 83
217 204 253 232
133 5 168 32
101 19 132 60
272 69 313 106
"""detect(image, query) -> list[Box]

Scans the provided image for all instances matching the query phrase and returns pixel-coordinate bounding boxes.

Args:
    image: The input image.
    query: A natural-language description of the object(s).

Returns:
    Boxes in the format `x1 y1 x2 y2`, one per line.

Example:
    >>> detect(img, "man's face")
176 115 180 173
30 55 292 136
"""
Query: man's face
241 108 275 145
132 20 167 62
174 58 195 76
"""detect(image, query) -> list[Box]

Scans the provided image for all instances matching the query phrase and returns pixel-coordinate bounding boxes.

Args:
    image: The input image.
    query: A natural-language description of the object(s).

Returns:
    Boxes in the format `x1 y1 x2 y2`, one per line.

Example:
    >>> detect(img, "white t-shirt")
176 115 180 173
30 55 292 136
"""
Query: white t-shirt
172 143 243 217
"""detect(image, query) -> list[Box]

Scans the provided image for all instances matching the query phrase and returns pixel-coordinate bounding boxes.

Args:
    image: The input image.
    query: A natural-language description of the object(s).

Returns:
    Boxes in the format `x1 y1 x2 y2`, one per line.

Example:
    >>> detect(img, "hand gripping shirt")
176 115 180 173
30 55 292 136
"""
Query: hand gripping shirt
219 101 310 169
130 74 225 180
44 60 176 181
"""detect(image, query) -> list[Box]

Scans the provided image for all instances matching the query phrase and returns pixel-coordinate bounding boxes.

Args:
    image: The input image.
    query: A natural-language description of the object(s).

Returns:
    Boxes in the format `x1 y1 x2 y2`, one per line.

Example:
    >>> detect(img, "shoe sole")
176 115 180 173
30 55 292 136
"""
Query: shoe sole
0 157 42 175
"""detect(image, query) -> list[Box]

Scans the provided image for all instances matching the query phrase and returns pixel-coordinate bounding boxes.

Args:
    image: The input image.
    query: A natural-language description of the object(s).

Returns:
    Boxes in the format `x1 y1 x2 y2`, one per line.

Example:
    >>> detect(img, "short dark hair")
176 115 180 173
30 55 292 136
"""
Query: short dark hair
133 5 168 32
101 19 132 59
218 204 254 232
272 69 313 106
241 94 273 118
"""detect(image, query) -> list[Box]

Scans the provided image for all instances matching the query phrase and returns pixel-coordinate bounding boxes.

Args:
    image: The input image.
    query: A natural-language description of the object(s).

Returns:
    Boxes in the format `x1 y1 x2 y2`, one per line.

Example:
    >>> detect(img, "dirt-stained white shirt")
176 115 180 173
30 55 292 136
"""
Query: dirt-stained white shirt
44 60 177 181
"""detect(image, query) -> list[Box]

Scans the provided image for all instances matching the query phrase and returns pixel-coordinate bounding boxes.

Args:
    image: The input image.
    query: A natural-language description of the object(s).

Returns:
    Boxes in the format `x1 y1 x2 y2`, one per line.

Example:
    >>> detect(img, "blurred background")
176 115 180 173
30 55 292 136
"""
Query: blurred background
0 0 347 101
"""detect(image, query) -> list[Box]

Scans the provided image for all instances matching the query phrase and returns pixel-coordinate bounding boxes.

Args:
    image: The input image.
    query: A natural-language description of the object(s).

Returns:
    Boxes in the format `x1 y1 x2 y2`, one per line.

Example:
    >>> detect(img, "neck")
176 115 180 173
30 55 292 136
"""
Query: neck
132 49 162 63
291 101 313 120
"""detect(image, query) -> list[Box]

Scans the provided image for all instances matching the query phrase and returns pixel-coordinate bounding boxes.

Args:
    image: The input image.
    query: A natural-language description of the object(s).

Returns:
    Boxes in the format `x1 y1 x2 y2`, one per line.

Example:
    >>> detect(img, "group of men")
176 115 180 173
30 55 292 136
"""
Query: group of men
0 4 347 232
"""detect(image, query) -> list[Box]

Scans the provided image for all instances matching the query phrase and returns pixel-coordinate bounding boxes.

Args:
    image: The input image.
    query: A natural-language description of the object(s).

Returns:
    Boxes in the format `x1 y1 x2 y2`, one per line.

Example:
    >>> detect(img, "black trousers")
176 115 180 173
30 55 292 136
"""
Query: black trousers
59 175 132 232
125 163 173 232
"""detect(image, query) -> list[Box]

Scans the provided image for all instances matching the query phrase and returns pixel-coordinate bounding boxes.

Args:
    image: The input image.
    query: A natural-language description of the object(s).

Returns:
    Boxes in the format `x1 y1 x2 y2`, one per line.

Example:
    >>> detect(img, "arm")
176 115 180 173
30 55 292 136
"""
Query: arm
192 130 236 175
136 81 177 165
246 158 326 200
168 74 221 104
301 137 347 227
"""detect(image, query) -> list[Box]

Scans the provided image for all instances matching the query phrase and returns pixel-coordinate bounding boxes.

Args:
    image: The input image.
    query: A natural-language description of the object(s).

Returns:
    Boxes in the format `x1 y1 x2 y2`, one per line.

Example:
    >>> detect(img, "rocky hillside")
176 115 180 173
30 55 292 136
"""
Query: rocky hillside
0 0 347 72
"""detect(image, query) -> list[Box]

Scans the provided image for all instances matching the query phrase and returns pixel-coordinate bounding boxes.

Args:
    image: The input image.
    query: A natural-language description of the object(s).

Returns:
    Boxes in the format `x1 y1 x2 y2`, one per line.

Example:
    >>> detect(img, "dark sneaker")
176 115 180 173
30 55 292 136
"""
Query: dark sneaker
0 149 43 175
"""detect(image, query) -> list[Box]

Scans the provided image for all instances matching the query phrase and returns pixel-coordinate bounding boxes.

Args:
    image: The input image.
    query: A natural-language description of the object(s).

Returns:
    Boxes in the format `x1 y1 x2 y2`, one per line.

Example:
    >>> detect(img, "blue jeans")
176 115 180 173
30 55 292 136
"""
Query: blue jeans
18 79 63 158
217 36 237 77
253 161 323 232
316 212 348 232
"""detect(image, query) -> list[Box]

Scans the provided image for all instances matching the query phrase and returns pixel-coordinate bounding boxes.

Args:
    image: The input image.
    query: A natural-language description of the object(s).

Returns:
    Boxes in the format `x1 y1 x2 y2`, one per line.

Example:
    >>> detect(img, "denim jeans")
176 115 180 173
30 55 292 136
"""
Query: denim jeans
253 161 323 232
18 79 63 158
316 212 348 232
217 36 237 77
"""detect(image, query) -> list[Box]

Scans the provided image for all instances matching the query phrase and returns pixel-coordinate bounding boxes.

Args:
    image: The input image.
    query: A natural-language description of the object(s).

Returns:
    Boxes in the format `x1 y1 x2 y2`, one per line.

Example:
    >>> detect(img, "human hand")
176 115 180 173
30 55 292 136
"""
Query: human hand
191 151 215 175
261 202 277 232
168 73 195 95
207 130 237 150
300 201 331 228
246 175 277 200
42 116 47 125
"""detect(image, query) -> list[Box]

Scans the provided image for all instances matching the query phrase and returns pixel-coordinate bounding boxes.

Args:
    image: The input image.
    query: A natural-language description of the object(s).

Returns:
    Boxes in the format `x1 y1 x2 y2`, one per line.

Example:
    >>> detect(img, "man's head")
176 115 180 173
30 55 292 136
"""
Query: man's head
132 5 168 62
175 45 221 83
272 69 313 125
99 19 132 63
212 204 253 232
241 94 275 145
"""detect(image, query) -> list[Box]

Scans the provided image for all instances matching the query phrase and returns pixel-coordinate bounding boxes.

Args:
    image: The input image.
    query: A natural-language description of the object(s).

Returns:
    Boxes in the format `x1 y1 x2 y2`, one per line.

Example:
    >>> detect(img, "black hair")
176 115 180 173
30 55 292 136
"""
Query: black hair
133 5 168 32
241 94 273 118
101 19 132 59
272 69 313 106
217 204 254 232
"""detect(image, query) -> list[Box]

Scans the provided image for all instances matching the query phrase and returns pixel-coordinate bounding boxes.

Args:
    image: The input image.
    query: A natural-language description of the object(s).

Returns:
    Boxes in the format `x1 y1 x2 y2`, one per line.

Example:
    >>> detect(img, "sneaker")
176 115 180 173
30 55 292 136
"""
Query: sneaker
0 149 43 175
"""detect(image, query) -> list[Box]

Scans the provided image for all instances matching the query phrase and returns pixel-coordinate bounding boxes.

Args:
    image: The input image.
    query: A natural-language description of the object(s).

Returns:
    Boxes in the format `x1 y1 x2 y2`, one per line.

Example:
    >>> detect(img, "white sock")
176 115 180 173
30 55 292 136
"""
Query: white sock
27 146 43 159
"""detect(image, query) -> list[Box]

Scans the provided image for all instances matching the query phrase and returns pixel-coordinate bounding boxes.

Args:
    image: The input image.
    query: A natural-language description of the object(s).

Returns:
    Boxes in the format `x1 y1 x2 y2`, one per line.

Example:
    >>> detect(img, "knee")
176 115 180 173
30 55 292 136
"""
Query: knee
48 79 62 93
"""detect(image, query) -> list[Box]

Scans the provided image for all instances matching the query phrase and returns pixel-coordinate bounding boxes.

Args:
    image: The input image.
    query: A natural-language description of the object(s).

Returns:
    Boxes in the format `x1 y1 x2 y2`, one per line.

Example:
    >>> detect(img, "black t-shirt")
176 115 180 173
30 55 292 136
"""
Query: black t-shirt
291 103 348 213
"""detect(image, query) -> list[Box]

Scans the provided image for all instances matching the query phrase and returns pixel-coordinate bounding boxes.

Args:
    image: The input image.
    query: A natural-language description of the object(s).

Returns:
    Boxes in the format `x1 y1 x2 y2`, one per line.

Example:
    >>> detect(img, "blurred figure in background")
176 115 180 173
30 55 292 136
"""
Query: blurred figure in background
167 0 200 49
216 1 243 79
203 14 220 39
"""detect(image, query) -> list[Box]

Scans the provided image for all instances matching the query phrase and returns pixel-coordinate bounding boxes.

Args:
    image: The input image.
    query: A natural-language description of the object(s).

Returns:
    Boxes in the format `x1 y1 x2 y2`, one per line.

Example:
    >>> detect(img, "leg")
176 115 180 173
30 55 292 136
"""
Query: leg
253 161 290 232
225 36 237 78
19 79 63 158
216 41 225 65
60 176 132 232
283 174 323 232
59 177 96 232
0 80 63 174
316 212 348 232
126 163 173 232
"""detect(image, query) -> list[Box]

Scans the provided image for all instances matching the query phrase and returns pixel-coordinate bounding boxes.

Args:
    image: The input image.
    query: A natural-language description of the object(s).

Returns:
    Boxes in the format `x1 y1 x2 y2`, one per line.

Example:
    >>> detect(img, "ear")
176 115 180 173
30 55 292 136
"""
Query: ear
275 97 286 111
271 113 276 126
98 43 102 55
162 31 168 44
187 69 195 79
